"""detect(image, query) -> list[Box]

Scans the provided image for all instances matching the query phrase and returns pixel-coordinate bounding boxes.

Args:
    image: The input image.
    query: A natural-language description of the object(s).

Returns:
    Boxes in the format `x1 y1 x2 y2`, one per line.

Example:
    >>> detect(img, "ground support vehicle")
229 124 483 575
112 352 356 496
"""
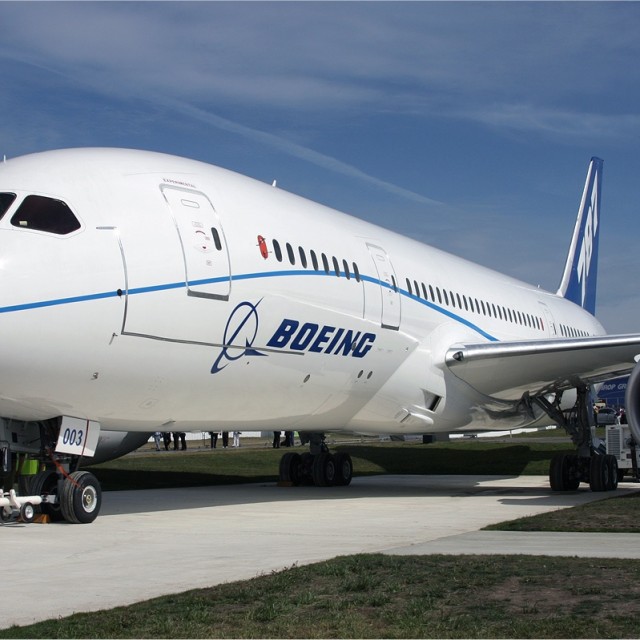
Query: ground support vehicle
606 423 640 482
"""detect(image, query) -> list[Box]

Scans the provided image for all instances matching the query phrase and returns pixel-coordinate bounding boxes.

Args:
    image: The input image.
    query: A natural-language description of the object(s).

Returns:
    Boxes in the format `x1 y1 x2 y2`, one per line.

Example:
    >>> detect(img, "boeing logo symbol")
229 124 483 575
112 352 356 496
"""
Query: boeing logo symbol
211 300 379 375
211 300 266 374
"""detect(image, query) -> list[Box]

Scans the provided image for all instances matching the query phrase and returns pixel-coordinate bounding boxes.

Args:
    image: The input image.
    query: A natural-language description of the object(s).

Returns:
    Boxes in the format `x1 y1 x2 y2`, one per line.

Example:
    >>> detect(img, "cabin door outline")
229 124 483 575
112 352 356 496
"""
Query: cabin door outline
539 301 558 338
366 242 401 330
160 185 231 301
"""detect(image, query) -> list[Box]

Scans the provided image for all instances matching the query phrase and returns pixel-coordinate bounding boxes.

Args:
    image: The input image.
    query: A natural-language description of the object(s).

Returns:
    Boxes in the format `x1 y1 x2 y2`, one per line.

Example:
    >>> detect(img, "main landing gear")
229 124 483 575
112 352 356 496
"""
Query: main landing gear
533 385 618 492
278 432 353 487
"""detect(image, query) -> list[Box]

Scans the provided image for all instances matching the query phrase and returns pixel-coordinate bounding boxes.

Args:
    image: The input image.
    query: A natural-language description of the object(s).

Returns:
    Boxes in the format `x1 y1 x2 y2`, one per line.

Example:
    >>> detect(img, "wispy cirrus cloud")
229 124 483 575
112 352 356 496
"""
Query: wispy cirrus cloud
3 2 640 122
158 98 444 207
451 104 640 141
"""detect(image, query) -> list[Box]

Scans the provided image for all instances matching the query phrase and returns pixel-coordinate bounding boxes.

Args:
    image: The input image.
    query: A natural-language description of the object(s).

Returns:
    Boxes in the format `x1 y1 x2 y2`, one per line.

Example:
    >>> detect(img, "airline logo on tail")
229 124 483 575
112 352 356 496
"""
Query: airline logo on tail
557 157 603 316
576 172 599 308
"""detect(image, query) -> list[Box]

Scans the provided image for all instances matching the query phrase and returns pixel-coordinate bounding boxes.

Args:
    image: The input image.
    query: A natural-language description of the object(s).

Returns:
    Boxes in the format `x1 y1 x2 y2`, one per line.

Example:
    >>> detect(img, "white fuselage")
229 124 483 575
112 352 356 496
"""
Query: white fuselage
0 149 605 435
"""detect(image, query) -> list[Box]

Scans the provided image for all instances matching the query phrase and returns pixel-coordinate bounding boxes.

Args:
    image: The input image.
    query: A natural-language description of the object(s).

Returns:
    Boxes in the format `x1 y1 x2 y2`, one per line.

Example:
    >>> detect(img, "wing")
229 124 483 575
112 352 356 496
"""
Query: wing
445 334 640 400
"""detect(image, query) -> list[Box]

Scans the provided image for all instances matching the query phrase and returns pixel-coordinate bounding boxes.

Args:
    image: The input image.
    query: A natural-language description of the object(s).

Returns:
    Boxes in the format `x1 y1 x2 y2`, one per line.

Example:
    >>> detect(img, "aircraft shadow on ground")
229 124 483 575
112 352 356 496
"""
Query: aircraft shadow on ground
92 443 593 518
342 443 557 476
95 479 600 518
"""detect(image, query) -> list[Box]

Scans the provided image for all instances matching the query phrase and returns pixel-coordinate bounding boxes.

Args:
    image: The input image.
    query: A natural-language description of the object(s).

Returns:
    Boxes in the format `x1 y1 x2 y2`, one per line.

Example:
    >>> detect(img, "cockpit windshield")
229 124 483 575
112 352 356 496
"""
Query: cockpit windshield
10 195 81 235
0 193 16 219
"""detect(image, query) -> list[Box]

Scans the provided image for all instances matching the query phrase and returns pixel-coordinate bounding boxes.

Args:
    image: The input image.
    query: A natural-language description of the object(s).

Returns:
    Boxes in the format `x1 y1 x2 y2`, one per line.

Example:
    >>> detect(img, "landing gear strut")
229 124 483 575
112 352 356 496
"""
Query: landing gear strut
534 385 618 492
278 432 353 487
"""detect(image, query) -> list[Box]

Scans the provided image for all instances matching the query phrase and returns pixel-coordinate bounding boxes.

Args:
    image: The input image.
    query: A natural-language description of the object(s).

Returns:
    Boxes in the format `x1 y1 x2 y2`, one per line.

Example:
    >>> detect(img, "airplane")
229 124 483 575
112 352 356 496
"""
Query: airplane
0 148 639 524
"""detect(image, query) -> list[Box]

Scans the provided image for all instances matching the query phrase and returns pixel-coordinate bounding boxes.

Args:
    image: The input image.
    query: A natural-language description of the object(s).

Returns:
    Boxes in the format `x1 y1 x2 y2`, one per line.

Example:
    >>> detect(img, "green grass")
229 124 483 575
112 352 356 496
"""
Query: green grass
486 490 640 533
4 554 640 638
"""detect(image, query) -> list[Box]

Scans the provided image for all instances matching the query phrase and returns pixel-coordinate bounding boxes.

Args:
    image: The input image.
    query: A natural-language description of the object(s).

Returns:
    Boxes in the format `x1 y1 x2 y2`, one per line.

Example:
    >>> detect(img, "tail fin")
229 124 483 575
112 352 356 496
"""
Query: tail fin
556 157 603 315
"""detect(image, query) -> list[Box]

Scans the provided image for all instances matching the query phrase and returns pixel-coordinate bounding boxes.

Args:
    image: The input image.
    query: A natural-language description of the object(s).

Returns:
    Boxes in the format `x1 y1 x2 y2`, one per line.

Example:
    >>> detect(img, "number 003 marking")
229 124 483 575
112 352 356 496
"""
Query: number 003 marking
55 417 100 458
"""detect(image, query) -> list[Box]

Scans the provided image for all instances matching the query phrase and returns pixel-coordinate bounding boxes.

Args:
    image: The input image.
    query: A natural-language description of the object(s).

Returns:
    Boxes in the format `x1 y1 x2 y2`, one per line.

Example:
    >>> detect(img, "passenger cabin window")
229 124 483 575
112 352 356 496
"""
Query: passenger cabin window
273 239 283 262
0 193 16 218
332 256 340 277
286 242 295 265
11 195 81 235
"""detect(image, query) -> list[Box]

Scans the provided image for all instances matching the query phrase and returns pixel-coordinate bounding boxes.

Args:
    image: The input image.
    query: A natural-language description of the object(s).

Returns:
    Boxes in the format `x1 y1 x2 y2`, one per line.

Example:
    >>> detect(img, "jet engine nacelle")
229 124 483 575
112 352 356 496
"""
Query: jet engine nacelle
624 363 640 446
87 430 153 465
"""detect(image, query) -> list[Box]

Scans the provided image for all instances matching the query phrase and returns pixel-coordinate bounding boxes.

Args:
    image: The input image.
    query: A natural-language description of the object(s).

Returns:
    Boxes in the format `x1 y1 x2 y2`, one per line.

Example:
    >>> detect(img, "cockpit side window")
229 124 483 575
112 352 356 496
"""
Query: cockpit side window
0 193 16 219
10 195 81 235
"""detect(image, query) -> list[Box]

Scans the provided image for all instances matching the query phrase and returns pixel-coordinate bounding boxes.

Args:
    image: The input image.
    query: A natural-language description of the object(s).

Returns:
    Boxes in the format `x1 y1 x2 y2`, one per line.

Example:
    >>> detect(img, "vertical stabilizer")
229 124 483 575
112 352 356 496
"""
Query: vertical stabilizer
556 157 603 315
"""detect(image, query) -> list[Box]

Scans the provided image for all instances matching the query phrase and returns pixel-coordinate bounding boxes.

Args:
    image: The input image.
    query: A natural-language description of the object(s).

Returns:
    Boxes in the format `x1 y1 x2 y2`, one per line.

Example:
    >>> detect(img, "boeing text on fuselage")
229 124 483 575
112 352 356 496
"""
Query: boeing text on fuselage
211 299 377 374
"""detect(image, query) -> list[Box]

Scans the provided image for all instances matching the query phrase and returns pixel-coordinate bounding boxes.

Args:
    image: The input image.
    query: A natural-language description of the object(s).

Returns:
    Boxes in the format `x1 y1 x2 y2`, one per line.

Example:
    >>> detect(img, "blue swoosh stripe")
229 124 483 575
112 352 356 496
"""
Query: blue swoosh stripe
0 269 497 341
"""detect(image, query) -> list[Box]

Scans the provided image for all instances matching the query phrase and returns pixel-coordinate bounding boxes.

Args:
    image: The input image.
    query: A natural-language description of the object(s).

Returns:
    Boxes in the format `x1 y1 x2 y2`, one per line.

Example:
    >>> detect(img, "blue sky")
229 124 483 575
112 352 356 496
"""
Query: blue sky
1 2 639 332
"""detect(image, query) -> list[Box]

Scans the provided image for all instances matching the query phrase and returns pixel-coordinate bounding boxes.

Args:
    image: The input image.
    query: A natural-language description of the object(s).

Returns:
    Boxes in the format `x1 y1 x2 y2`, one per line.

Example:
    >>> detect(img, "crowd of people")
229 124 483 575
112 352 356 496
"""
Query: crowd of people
151 430 276 451
271 431 295 448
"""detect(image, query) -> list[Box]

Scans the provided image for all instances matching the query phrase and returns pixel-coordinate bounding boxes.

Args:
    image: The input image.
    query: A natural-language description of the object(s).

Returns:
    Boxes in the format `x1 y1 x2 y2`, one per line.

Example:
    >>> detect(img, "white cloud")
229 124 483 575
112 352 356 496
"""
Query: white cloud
452 104 640 140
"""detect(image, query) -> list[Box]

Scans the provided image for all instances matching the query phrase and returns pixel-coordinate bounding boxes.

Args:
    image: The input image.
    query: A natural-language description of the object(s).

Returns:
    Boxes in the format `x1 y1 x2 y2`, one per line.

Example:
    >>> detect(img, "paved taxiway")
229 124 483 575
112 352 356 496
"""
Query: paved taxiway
2 474 639 629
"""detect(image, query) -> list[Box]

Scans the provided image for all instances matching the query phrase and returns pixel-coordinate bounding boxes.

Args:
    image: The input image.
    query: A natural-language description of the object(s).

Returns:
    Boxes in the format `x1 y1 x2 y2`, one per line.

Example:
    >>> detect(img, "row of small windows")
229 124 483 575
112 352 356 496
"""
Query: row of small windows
560 324 588 338
0 192 81 235
265 235 590 338
271 238 361 283
403 276 545 331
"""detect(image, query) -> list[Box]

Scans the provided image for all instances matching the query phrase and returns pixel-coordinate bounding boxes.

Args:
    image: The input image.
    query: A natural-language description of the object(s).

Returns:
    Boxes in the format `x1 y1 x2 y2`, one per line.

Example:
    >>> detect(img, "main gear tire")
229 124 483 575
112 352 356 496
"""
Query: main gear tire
60 471 102 524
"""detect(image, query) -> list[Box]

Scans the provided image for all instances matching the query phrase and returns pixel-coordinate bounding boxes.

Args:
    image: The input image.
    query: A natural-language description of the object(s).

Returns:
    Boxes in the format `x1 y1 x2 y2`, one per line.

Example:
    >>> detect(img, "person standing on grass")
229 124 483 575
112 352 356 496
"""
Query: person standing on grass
233 431 241 447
